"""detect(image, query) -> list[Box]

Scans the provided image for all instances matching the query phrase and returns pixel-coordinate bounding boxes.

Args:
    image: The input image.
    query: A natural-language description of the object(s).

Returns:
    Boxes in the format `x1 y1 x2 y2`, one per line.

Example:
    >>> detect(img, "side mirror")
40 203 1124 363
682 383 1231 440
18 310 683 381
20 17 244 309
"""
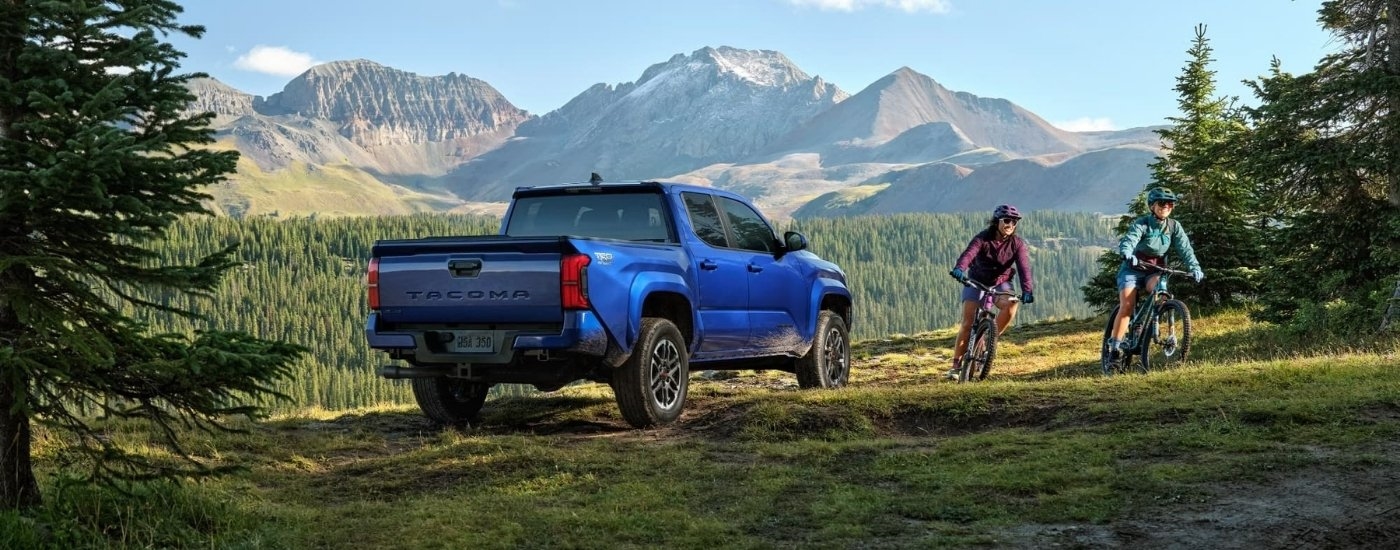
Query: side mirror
783 231 808 253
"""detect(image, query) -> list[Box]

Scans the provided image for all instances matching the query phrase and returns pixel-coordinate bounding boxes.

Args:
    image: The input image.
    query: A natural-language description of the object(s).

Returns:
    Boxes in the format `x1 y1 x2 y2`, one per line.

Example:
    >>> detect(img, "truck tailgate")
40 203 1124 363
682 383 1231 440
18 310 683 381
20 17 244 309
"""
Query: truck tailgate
373 236 567 324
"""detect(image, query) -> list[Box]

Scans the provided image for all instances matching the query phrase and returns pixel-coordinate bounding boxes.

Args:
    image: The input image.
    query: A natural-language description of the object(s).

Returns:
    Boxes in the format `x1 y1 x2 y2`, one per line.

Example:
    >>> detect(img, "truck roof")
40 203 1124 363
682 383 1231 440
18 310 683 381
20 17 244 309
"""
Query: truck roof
512 179 728 199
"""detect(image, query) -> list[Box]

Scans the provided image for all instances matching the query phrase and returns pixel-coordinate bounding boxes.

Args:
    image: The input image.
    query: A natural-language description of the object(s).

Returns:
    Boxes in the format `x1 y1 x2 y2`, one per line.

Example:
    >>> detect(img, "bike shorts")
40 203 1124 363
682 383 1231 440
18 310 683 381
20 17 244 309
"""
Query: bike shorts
961 281 1013 302
1116 264 1166 292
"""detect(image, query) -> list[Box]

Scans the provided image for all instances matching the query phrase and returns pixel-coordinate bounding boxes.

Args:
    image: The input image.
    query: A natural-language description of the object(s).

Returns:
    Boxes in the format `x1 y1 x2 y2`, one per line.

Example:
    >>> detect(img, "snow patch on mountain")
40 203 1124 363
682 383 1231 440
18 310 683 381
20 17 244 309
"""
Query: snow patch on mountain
706 46 803 88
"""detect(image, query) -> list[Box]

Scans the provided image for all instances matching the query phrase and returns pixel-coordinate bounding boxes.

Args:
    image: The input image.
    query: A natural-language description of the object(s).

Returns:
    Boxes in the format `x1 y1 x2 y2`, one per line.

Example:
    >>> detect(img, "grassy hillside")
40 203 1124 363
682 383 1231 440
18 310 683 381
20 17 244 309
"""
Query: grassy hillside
203 141 464 217
6 310 1397 548
791 183 890 218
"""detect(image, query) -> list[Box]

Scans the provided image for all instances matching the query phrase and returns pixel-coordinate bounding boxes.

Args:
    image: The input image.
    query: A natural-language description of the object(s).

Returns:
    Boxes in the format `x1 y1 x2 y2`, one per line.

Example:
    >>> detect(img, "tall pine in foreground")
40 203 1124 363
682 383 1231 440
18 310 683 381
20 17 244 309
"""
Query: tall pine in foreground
0 0 304 509
1149 24 1260 308
1239 0 1400 332
1082 25 1258 310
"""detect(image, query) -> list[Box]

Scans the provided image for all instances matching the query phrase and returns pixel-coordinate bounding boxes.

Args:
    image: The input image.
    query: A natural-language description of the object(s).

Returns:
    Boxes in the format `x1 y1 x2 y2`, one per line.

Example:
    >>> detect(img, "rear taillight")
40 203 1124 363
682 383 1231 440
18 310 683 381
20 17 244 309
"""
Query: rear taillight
367 257 380 310
561 253 591 310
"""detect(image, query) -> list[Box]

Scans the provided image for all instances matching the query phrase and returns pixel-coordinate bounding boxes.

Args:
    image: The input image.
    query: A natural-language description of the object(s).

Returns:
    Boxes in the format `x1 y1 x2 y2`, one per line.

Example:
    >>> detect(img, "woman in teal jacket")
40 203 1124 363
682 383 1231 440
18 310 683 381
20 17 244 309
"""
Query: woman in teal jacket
1106 187 1204 362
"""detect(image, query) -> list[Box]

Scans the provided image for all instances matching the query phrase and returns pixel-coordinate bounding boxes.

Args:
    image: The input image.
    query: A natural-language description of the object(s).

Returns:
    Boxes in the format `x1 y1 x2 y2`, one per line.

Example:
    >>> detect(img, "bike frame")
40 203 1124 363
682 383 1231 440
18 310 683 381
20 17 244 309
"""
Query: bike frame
956 278 1019 381
965 279 1018 325
1124 265 1187 348
1102 263 1195 376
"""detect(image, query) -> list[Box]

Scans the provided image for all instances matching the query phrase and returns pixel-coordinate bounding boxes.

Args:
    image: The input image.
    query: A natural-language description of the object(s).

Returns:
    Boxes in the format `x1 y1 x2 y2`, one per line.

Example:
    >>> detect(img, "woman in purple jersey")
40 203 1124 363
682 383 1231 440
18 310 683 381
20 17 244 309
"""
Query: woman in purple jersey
947 204 1035 377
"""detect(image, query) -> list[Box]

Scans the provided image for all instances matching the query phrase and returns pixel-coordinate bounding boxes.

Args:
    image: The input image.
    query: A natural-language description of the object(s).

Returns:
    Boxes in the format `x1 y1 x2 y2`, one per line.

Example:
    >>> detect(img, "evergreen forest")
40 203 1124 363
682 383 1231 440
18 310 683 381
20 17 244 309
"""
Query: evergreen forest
130 211 1115 412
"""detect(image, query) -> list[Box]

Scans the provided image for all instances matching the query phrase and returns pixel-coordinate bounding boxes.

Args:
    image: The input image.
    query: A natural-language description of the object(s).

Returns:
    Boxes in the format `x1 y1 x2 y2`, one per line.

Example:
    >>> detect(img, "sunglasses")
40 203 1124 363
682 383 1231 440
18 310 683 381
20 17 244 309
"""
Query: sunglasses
999 217 1019 225
1154 201 1176 208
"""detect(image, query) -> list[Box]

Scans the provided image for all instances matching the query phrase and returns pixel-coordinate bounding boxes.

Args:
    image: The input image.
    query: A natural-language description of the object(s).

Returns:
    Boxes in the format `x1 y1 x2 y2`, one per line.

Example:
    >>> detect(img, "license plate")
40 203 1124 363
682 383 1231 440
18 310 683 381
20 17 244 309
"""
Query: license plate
448 331 494 353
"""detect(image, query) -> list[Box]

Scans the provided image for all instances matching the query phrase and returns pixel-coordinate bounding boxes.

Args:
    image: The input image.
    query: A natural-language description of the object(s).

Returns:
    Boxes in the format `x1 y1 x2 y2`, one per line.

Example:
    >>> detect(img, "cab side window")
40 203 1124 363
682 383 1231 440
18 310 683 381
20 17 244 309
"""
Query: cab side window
718 197 775 253
682 192 729 248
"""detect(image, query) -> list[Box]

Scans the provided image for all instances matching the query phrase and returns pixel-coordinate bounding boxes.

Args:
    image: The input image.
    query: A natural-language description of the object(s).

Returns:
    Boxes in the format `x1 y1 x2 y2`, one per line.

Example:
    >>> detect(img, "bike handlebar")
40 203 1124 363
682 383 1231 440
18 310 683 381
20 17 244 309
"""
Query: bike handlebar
1138 263 1192 277
959 278 1020 301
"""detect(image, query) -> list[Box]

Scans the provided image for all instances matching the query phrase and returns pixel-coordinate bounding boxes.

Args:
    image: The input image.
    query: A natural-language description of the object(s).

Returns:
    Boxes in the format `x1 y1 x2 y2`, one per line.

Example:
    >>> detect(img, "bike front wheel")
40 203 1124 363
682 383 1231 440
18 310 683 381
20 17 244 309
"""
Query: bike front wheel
1139 299 1192 372
961 318 998 382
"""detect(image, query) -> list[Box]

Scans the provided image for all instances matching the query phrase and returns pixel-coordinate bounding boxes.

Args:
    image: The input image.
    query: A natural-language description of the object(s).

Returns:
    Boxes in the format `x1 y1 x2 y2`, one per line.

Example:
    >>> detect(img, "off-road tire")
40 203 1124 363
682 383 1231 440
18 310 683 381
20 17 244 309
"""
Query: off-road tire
1101 306 1120 376
958 331 978 383
412 377 490 425
963 319 998 381
1140 299 1192 373
797 310 851 389
612 317 689 428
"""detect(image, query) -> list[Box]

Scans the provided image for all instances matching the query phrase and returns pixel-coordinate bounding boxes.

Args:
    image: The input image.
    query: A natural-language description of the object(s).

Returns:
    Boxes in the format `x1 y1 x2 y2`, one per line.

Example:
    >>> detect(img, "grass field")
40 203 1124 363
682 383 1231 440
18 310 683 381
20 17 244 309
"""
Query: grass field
202 140 463 218
4 310 1398 548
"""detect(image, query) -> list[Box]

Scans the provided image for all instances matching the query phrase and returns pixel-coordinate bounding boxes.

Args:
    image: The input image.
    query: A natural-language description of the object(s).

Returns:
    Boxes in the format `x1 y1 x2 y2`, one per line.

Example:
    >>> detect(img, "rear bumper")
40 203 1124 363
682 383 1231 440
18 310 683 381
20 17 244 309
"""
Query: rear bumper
365 310 610 361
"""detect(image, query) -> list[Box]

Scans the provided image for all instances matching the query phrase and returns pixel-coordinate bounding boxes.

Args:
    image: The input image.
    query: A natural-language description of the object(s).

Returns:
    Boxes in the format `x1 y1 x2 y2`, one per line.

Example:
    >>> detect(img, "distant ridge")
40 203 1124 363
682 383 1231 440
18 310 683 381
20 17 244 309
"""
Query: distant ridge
255 59 528 148
793 146 1157 218
440 46 849 201
758 67 1083 164
185 47 1165 219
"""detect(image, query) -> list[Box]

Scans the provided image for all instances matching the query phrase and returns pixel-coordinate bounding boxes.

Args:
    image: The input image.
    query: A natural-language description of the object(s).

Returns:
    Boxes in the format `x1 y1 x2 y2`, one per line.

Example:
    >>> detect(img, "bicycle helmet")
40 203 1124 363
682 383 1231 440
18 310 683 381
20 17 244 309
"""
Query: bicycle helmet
992 204 1022 220
1147 187 1179 204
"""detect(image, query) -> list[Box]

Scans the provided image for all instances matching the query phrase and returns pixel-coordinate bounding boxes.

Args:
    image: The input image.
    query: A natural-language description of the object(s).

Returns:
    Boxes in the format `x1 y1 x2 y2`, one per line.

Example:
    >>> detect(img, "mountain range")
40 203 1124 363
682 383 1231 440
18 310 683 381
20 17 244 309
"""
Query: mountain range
187 46 1163 220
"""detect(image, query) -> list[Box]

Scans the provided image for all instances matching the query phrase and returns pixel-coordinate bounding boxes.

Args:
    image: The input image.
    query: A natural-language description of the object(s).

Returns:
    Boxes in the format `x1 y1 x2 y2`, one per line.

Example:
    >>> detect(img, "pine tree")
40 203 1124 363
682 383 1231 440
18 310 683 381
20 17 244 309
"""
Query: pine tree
1238 0 1400 331
1082 25 1258 310
1150 24 1260 307
0 1 304 509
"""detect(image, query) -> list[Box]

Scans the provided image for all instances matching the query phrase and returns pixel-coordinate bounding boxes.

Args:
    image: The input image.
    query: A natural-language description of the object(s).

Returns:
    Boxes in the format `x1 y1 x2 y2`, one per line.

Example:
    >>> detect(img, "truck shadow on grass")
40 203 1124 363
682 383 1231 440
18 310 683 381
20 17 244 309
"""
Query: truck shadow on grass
474 392 637 435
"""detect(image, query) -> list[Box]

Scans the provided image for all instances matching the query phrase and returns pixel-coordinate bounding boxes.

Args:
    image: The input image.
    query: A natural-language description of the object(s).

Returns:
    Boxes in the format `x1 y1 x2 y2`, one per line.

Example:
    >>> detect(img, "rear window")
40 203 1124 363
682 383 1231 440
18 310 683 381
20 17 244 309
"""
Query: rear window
505 191 672 242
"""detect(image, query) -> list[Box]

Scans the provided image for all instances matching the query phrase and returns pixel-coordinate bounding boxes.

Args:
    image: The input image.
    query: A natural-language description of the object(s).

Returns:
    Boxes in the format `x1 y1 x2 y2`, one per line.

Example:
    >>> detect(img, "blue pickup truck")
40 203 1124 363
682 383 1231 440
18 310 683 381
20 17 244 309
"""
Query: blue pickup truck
365 178 852 427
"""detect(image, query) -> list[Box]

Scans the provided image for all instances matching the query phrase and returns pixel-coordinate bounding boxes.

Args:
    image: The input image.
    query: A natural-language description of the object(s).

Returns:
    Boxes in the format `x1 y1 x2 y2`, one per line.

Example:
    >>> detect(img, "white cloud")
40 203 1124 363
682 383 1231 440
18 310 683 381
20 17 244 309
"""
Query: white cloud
786 0 950 13
234 45 319 77
1054 117 1117 132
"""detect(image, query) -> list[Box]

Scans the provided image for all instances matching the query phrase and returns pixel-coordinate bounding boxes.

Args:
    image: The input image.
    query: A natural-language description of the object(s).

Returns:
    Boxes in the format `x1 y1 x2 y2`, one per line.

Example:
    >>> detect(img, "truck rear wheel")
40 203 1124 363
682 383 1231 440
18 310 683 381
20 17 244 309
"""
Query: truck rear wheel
796 310 850 389
612 317 689 428
412 377 489 425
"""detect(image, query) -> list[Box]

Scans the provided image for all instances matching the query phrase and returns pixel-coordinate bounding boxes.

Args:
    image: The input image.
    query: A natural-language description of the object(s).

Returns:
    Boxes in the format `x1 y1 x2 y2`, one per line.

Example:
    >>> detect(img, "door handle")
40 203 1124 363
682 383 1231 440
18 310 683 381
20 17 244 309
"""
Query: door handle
448 258 482 277
699 259 718 270
747 263 763 273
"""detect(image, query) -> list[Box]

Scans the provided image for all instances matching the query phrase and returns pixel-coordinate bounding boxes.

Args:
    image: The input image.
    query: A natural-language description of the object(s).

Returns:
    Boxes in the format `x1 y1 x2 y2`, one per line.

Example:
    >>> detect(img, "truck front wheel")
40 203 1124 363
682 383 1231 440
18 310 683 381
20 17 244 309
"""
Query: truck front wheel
796 310 850 389
412 377 490 425
612 317 689 428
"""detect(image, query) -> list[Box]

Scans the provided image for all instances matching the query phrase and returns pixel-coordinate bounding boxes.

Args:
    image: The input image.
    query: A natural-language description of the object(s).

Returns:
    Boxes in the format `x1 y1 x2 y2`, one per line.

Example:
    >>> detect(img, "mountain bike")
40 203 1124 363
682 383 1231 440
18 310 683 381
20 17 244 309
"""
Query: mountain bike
1100 264 1193 376
954 278 1020 382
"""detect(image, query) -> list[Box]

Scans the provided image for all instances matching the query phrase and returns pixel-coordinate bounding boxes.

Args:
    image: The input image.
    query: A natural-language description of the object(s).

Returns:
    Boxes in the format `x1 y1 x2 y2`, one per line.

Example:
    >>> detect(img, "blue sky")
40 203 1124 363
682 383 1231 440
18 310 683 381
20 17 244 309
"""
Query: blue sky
169 0 1335 131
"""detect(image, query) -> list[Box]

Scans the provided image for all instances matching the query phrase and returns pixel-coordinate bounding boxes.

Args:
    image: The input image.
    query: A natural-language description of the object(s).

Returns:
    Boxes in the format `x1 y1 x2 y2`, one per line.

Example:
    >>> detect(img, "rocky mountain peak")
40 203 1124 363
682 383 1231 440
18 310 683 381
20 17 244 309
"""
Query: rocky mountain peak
253 60 529 147
697 46 809 88
184 77 255 119
768 65 1079 158
888 66 924 80
447 46 851 200
629 46 837 96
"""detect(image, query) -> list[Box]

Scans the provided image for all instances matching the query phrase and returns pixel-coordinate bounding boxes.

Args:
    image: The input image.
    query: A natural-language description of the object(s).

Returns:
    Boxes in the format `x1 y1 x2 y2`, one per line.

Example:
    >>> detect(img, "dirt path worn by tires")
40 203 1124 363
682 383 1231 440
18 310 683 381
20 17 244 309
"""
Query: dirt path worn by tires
326 370 1399 548
1004 443 1400 549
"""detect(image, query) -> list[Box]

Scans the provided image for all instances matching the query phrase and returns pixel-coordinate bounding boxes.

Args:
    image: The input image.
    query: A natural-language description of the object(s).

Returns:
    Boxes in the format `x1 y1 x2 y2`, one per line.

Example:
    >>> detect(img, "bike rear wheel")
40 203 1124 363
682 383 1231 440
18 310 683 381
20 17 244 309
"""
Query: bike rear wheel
1102 304 1150 375
1139 299 1191 372
1101 305 1120 376
961 318 998 382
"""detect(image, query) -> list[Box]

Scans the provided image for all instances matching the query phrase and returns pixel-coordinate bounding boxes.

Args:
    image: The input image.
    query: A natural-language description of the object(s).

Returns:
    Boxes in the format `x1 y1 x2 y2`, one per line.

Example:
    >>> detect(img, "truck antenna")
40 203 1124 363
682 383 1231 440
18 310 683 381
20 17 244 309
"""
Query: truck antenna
589 172 603 185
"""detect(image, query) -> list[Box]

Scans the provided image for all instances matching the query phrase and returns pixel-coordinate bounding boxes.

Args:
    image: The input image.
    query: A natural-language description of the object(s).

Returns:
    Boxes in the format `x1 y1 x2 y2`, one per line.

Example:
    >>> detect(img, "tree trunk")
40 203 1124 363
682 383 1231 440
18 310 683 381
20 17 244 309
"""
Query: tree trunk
1383 279 1400 330
0 2 41 510
0 381 41 510
0 307 41 509
1389 0 1400 205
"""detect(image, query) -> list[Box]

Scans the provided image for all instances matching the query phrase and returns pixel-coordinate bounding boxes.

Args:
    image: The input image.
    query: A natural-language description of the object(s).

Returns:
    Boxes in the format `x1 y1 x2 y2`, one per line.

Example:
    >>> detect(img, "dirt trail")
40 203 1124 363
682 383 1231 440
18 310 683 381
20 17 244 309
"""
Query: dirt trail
1007 448 1400 548
293 400 1398 549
